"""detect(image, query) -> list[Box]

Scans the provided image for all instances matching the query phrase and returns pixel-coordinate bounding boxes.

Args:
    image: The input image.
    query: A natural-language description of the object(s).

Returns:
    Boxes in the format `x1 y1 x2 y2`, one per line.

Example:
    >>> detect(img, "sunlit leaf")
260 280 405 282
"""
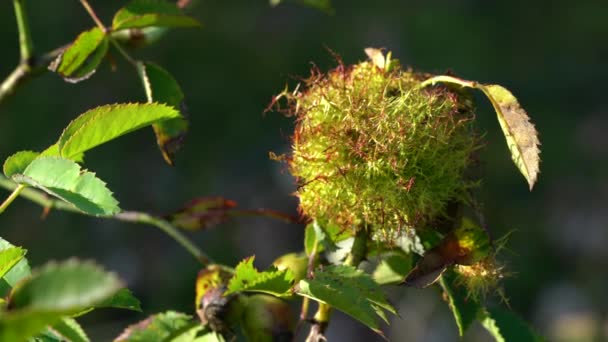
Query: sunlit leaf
112 0 200 30
48 27 109 83
114 311 198 342
57 103 181 160
372 252 412 285
225 256 294 297
480 307 544 342
0 260 122 341
49 317 90 342
421 75 540 189
0 238 31 298
439 271 481 336
3 151 39 178
137 62 188 165
10 157 120 216
0 247 26 280
296 265 396 335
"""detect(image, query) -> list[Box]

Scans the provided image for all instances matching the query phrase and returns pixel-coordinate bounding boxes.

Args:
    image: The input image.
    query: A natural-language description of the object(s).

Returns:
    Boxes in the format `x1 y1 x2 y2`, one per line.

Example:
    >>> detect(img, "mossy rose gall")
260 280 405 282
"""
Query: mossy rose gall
278 52 481 239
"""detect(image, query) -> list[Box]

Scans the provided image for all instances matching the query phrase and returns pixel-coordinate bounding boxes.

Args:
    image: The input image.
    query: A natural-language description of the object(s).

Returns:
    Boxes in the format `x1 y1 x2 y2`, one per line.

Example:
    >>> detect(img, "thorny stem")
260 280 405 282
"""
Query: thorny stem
79 0 107 32
0 184 26 215
305 228 369 342
13 0 33 63
0 176 210 265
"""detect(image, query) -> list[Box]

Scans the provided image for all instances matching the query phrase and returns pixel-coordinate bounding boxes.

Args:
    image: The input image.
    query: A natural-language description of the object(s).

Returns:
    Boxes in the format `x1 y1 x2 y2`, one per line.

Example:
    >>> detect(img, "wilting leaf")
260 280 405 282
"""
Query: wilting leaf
296 265 396 335
170 197 237 230
225 256 294 297
10 157 120 216
49 27 109 83
0 238 31 297
114 311 198 342
137 62 188 165
0 260 122 341
479 84 541 190
269 0 334 14
480 307 545 342
3 151 39 178
112 0 201 30
439 271 481 337
421 75 541 190
57 103 181 160
0 247 26 280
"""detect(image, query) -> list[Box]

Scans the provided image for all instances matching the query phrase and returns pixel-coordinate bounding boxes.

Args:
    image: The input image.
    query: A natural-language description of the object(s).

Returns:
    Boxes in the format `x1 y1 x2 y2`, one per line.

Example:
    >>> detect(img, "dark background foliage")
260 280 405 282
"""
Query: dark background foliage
0 0 606 340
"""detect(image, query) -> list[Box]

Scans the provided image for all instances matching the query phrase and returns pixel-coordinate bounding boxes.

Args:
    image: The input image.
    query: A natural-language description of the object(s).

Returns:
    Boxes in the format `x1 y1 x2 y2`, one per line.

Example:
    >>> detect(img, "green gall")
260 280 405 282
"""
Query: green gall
241 294 294 342
281 50 480 239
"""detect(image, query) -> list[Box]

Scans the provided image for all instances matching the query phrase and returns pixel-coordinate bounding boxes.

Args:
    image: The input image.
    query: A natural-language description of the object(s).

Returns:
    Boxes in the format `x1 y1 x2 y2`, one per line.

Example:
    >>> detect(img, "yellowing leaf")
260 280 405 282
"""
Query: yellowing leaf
479 84 541 190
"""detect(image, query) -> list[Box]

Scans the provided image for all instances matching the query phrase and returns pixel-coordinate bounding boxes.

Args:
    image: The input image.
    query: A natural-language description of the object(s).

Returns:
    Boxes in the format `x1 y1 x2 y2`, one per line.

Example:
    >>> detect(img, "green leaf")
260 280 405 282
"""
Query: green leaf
97 288 141 312
304 219 352 256
225 256 294 297
421 75 540 190
114 311 198 342
478 84 541 190
112 0 201 30
480 307 544 342
296 265 396 335
10 157 120 216
0 259 122 341
372 252 412 285
49 317 90 342
269 0 334 14
137 62 188 165
58 103 181 160
48 27 109 83
3 151 39 178
0 247 26 280
0 238 31 298
439 271 481 337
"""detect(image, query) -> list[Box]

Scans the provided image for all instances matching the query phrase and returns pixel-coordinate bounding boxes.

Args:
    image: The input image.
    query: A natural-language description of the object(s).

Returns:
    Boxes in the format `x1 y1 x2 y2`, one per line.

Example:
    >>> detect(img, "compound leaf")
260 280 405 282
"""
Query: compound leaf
10 157 120 216
137 62 188 165
480 307 544 342
296 265 396 335
58 103 181 160
0 260 122 341
225 256 294 297
112 0 200 30
49 27 109 83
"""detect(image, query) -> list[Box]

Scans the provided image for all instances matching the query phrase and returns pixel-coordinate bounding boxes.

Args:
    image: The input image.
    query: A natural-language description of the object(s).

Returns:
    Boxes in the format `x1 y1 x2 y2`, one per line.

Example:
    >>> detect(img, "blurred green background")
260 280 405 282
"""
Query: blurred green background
1 0 607 341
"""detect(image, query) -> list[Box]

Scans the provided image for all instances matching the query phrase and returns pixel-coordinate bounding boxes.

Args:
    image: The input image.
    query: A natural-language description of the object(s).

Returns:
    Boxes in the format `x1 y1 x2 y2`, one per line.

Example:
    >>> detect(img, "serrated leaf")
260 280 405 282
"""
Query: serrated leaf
0 238 31 297
480 307 544 342
479 84 541 190
225 256 294 297
270 0 334 14
0 259 122 341
0 247 26 280
39 144 84 164
372 252 412 285
10 157 120 216
114 311 198 342
3 151 39 178
137 62 188 165
58 103 181 160
112 0 201 30
50 317 90 342
49 27 109 83
421 75 540 190
296 265 396 334
439 271 481 337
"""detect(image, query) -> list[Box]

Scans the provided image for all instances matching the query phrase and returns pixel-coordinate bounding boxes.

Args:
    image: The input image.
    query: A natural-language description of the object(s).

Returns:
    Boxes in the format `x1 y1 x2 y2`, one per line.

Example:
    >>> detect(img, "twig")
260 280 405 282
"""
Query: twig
79 0 107 32
0 176 210 265
13 0 33 63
